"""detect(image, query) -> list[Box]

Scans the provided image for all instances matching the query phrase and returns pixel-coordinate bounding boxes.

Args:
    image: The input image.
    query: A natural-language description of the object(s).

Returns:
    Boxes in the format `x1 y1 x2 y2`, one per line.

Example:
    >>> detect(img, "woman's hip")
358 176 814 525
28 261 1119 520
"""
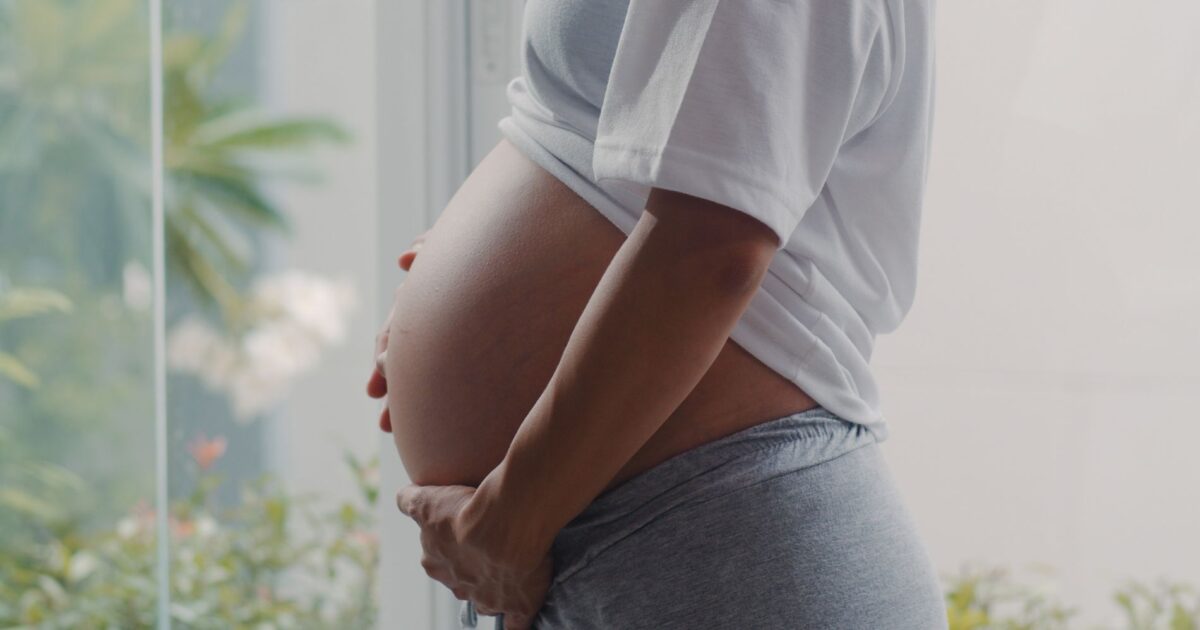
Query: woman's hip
532 407 947 629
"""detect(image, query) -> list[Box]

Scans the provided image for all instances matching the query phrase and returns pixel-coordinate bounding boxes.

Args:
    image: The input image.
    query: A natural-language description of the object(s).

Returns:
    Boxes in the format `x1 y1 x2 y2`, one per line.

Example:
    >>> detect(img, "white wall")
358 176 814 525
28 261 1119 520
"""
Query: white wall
872 1 1200 625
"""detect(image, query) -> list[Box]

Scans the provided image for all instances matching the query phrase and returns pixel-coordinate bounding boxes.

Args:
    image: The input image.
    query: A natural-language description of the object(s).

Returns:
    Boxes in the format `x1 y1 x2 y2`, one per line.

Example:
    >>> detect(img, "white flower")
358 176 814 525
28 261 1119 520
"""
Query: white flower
167 317 223 373
253 271 356 344
227 361 290 421
122 261 153 312
116 517 139 539
197 339 240 389
68 552 99 583
194 515 219 538
168 270 356 422
242 319 320 379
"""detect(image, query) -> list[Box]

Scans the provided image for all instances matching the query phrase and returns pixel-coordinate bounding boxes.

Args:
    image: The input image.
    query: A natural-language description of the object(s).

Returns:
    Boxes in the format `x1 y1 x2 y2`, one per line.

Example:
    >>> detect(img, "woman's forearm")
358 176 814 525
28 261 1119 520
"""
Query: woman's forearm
466 189 778 557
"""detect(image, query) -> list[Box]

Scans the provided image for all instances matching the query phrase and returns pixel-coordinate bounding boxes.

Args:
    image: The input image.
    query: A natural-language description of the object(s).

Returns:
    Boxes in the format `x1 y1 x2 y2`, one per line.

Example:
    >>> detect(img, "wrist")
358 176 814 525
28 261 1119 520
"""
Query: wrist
457 459 558 571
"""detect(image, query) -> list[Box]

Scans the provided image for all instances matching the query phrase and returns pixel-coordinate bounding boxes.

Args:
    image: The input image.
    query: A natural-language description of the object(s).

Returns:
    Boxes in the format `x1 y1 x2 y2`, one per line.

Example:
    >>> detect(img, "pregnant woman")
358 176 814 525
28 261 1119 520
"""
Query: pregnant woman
369 0 946 628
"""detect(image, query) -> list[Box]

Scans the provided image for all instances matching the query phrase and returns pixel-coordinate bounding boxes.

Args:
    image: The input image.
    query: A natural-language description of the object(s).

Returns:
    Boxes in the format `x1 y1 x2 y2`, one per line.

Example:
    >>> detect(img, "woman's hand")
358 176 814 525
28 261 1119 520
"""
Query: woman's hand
366 230 429 432
396 482 554 630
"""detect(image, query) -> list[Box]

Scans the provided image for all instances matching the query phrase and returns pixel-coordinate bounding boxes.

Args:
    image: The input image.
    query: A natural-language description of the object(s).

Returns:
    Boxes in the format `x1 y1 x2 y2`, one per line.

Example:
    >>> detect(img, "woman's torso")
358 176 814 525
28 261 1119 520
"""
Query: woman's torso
385 138 816 492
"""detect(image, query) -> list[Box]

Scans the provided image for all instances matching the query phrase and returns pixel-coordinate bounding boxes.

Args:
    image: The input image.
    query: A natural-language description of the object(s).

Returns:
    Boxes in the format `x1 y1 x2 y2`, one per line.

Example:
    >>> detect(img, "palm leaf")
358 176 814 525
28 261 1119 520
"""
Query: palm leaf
163 33 207 73
165 71 207 143
0 486 60 520
164 216 243 315
0 288 72 322
168 149 253 181
191 111 349 151
0 351 38 387
72 0 139 49
175 200 251 274
175 170 289 232
187 0 250 87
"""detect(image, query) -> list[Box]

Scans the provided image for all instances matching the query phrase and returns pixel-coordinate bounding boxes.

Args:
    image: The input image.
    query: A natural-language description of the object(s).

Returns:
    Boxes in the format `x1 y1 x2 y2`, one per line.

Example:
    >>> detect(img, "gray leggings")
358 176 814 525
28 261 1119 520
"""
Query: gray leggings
519 406 948 629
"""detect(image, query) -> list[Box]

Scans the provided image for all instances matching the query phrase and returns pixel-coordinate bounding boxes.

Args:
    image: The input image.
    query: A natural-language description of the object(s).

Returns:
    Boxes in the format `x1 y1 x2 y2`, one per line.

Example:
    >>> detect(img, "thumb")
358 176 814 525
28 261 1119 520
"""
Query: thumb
396 484 425 521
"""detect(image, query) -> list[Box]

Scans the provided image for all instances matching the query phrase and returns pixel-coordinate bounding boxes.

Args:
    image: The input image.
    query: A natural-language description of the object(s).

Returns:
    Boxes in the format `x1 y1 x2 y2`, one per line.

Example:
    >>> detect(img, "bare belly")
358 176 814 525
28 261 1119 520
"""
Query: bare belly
385 138 817 491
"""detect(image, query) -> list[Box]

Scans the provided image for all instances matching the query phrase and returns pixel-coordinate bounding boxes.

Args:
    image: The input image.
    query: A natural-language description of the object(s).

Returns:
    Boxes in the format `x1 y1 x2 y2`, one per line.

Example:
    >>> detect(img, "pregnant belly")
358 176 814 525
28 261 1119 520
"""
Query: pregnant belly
385 139 816 488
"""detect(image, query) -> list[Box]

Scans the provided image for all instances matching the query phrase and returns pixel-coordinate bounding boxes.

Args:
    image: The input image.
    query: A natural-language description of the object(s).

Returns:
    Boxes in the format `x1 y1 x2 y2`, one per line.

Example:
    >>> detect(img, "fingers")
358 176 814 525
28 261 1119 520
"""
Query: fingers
375 348 388 375
376 235 423 406
399 237 426 271
366 366 388 399
375 321 390 362
396 484 425 521
368 321 389 399
378 405 392 433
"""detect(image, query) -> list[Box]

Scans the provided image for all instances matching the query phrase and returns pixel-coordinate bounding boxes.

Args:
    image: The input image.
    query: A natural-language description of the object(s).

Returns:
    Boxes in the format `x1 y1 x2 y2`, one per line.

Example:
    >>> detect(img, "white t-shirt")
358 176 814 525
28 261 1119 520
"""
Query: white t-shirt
498 0 937 440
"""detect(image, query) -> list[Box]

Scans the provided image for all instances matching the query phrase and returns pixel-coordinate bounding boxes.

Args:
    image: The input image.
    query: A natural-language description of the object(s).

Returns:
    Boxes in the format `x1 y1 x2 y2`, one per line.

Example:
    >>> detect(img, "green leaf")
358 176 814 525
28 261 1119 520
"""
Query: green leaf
1171 603 1198 630
176 201 250 274
191 112 349 151
165 72 207 143
17 461 86 495
72 0 140 49
176 171 289 232
0 288 72 322
0 352 37 388
190 0 250 86
0 486 59 520
162 34 207 72
164 217 241 312
169 150 253 181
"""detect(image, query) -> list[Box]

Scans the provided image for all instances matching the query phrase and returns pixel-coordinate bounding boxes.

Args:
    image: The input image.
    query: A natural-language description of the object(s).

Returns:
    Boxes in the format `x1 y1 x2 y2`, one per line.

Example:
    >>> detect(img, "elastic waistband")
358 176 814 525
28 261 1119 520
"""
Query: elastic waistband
549 406 878 587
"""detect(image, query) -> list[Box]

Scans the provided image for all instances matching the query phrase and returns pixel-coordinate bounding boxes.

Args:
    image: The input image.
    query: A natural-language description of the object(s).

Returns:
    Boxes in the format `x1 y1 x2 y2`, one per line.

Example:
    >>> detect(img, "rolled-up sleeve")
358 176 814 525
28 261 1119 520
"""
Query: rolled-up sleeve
591 0 892 249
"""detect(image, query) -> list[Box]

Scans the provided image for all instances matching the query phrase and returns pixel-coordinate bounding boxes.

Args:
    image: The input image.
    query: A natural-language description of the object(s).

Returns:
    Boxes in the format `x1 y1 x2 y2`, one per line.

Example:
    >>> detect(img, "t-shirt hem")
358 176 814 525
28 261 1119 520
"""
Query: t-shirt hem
501 116 890 441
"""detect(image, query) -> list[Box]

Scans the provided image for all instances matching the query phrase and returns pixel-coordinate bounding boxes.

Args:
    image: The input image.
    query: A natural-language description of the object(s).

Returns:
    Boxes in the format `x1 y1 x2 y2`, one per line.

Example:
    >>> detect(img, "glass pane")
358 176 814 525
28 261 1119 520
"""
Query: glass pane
0 0 163 625
161 0 379 625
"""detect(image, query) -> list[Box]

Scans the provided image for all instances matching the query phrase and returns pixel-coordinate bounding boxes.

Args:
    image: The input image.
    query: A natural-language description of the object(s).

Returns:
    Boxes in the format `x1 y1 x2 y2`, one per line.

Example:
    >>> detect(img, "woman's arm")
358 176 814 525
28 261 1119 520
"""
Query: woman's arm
459 187 780 561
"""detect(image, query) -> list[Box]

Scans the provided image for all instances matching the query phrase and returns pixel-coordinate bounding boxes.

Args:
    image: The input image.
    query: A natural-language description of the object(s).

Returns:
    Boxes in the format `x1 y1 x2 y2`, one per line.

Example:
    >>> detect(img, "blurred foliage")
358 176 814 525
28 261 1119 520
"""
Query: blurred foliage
946 564 1078 630
0 0 348 324
0 0 367 626
1113 579 1200 630
0 448 379 629
0 0 350 513
944 563 1199 630
0 283 155 532
160 0 348 328
0 286 72 387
